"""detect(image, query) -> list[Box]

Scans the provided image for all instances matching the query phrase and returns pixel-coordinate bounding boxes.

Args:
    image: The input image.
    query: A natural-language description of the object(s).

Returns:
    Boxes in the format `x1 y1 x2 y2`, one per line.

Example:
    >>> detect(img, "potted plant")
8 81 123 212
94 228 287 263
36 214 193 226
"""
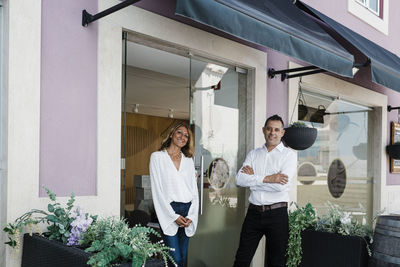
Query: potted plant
3 187 171 267
287 202 374 267
283 122 318 150
286 203 317 267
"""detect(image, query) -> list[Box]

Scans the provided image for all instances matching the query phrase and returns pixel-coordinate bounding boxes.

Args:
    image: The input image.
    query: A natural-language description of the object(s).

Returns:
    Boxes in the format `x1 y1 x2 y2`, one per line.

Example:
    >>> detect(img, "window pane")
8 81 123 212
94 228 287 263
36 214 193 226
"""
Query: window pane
369 0 379 12
297 90 373 224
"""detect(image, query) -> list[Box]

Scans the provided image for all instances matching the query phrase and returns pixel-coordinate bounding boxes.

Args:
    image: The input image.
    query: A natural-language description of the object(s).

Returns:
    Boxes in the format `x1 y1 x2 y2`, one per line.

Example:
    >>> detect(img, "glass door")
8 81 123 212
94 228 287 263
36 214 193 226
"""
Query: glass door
188 57 248 267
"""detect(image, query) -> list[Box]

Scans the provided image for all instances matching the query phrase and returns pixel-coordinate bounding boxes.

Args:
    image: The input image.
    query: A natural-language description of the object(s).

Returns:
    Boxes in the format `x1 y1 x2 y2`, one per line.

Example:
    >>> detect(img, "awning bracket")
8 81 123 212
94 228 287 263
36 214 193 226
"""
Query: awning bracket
268 66 320 81
268 59 370 81
82 0 141 27
388 105 400 112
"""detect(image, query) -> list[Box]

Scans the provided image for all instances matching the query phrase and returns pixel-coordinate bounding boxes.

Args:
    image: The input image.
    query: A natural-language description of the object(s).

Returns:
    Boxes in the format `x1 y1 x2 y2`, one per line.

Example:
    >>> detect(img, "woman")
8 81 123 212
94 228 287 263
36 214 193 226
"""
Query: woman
149 123 199 267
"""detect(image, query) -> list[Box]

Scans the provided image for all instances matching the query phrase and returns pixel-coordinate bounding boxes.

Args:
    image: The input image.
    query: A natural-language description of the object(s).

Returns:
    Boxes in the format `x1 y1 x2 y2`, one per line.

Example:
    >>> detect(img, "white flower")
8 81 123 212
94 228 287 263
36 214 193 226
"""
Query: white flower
340 212 351 225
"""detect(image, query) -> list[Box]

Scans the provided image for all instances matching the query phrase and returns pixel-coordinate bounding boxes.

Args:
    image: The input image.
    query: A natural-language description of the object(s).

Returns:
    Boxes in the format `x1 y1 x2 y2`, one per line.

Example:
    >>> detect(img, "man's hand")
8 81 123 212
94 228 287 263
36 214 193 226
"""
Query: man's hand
241 165 254 175
175 216 189 227
263 172 288 185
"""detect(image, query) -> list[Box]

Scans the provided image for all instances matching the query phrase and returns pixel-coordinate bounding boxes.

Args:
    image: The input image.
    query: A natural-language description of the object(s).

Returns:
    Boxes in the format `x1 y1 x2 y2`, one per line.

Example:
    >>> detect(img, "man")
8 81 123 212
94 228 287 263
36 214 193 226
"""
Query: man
233 114 296 267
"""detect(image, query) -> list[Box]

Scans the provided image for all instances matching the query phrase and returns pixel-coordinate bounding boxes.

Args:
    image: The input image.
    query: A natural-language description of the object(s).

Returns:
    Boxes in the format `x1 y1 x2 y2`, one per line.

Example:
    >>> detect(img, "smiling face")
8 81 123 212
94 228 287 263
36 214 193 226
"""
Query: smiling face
263 120 285 148
171 126 189 149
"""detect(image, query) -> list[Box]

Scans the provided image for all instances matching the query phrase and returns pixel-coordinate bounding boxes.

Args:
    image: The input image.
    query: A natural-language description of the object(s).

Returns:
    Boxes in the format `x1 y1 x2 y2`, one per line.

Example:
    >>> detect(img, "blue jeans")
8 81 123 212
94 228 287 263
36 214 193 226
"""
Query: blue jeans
163 201 192 267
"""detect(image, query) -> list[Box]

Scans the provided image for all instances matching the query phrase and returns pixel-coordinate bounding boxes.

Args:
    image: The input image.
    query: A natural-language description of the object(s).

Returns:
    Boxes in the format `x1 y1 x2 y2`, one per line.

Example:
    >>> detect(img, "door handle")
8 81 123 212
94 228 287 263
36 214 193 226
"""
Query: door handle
200 155 204 215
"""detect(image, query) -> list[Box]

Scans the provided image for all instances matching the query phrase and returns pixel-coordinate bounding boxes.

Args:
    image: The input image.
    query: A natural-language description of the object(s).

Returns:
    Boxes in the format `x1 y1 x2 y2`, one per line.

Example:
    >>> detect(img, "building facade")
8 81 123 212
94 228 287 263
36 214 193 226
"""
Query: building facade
1 0 400 266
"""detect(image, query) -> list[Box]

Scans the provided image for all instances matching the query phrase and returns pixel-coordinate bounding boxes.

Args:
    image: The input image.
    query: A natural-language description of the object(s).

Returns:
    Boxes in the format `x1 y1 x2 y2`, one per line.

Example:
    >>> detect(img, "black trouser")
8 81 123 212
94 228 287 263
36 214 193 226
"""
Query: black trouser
233 207 288 267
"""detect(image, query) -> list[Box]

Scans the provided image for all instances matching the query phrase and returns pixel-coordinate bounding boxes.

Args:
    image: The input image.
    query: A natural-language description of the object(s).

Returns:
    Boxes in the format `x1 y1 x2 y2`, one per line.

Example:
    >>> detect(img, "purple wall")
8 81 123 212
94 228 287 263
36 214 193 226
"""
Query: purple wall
266 49 290 124
39 0 98 197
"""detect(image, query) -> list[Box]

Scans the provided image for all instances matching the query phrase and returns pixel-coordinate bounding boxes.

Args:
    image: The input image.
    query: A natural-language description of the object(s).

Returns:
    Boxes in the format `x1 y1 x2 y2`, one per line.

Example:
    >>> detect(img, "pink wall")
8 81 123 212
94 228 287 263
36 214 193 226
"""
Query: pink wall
39 0 98 196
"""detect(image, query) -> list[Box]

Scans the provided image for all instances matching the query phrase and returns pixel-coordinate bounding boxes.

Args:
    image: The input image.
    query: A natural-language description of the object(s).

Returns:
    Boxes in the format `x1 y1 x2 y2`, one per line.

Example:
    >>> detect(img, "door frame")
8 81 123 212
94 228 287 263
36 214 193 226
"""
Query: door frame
97 2 267 265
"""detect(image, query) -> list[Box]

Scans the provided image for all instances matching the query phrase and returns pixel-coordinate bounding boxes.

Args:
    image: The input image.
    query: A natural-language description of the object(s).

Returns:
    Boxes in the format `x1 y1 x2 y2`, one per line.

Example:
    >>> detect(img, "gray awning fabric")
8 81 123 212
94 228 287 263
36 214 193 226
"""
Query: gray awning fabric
175 0 354 78
300 2 400 92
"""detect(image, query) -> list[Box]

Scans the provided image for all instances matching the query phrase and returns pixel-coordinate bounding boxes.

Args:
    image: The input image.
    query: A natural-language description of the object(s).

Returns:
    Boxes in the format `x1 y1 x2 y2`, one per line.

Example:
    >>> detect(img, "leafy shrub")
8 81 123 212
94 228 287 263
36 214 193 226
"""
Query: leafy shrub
286 203 317 267
287 202 378 267
3 187 172 267
3 187 93 249
82 217 174 267
315 202 375 255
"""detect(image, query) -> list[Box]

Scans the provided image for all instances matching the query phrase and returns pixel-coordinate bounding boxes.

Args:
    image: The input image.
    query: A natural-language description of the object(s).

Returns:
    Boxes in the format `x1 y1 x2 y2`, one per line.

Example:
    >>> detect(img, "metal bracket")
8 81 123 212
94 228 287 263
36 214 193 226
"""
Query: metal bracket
268 59 371 81
388 105 400 112
82 0 141 27
268 66 322 81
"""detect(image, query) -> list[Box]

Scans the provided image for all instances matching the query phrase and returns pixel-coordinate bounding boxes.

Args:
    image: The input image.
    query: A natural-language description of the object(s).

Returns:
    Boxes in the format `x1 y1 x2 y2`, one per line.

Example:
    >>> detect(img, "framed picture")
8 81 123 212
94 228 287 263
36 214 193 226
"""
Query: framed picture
390 122 400 173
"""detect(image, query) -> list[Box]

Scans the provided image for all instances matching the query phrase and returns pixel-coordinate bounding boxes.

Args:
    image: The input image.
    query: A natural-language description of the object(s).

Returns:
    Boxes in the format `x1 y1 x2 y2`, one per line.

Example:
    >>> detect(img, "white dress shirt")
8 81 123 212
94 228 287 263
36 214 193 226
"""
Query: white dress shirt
149 150 199 237
236 142 297 205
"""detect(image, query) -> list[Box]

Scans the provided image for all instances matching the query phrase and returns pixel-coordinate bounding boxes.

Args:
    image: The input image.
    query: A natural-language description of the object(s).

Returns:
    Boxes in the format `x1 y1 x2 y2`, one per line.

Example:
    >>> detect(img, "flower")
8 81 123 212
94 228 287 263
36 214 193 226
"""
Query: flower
67 206 94 246
340 212 351 225
3 188 173 267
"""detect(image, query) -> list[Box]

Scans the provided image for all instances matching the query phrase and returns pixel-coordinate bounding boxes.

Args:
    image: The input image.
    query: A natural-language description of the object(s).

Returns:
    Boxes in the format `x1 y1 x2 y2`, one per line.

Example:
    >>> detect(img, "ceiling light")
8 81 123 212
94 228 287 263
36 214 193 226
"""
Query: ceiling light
133 104 139 113
168 108 174 118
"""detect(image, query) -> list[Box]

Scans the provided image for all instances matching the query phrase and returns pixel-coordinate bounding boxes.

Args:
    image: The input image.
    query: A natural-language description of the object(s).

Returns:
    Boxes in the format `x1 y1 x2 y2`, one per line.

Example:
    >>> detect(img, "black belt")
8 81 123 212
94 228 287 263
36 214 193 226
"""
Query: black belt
249 202 287 212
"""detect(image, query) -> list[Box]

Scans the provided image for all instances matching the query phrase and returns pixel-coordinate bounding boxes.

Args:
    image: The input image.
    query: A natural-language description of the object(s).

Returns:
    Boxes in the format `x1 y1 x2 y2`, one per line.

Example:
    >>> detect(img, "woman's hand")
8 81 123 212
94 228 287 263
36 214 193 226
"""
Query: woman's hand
184 218 192 227
175 216 189 227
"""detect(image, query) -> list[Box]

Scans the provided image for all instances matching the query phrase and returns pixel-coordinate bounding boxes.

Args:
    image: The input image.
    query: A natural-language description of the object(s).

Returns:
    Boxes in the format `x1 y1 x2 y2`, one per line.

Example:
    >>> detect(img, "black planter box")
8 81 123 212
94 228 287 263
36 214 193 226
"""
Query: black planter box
21 234 164 267
299 230 369 267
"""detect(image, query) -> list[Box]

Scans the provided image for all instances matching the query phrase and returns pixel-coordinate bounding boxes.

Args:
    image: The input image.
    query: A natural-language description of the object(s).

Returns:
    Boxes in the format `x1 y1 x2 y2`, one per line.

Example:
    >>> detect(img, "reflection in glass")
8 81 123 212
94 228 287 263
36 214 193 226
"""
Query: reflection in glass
297 90 373 224
369 0 379 13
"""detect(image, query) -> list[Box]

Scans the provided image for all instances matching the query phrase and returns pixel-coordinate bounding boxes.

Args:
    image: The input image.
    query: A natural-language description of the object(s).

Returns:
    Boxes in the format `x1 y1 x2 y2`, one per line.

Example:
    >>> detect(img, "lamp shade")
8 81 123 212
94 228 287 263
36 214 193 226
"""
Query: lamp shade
298 100 309 121
310 105 325 124
386 143 400 159
352 142 367 160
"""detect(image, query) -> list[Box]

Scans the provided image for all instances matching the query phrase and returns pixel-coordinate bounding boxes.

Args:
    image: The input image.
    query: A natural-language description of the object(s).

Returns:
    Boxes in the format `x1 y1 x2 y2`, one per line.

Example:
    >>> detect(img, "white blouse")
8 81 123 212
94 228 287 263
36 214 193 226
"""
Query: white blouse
149 150 199 237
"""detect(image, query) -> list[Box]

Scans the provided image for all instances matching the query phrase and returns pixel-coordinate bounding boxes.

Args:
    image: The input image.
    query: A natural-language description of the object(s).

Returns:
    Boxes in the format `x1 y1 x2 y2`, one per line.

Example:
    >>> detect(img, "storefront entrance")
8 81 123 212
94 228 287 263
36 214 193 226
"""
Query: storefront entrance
121 35 248 266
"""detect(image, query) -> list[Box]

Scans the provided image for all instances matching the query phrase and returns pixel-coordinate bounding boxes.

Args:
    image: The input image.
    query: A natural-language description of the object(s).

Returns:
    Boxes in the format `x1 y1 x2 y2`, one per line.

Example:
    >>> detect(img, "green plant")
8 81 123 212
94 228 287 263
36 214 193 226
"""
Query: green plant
315 202 377 255
44 187 77 243
287 202 381 266
286 203 317 267
290 121 308 128
81 217 174 267
3 209 46 250
3 187 81 250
